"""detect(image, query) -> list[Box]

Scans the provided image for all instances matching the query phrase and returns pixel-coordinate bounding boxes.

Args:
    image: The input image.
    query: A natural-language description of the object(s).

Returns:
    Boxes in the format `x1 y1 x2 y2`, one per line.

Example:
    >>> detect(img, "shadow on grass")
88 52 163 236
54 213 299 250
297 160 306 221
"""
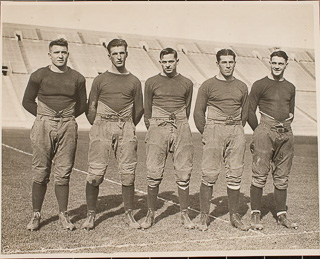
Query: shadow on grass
261 192 278 220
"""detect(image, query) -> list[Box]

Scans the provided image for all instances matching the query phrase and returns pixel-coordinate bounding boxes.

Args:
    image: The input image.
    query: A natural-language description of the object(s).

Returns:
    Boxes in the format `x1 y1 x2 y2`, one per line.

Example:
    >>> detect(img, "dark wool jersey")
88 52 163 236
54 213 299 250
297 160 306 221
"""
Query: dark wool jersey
193 76 249 134
87 71 143 125
144 73 193 125
248 76 295 130
22 66 87 117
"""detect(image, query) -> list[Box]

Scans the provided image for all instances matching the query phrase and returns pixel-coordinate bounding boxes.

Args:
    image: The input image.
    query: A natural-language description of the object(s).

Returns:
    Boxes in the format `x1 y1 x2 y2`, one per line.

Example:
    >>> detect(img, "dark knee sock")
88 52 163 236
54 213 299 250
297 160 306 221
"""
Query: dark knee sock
274 187 287 213
250 185 263 211
122 185 135 211
32 182 47 212
86 182 99 212
178 186 190 211
199 183 213 214
55 184 69 212
227 188 240 215
147 185 159 211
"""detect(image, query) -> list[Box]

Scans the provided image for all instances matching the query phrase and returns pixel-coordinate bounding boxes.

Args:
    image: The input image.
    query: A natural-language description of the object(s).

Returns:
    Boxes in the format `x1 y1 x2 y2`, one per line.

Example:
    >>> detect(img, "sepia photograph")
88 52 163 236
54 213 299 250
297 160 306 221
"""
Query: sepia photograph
1 1 319 257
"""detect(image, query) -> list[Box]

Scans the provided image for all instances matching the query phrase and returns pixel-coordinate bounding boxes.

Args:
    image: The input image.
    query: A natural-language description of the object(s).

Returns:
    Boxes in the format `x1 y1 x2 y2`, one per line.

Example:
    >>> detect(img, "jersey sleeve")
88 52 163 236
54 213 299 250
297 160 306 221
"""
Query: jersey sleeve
247 82 260 131
144 78 153 129
185 79 193 119
289 84 296 116
22 72 40 116
241 84 249 127
75 75 87 118
132 79 144 126
193 83 208 134
86 77 100 125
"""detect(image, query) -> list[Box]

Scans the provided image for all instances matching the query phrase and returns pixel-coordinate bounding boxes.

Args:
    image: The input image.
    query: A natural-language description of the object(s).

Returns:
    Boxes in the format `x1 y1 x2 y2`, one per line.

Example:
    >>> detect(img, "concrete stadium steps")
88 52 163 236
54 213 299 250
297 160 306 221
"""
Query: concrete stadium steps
2 38 28 74
2 76 28 128
125 48 159 82
235 57 269 87
285 60 315 92
299 61 316 78
80 31 119 45
3 23 39 40
158 38 202 53
196 41 227 54
39 28 82 43
124 36 162 50
231 46 255 58
291 108 317 136
21 40 51 73
296 91 317 121
290 50 314 62
187 52 218 79
68 43 110 78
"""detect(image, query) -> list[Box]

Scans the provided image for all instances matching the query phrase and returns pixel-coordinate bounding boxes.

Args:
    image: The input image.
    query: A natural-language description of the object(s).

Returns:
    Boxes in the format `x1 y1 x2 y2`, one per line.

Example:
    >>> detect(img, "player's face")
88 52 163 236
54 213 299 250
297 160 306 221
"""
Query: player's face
108 46 127 68
160 54 179 77
217 55 235 78
270 56 287 78
48 45 69 68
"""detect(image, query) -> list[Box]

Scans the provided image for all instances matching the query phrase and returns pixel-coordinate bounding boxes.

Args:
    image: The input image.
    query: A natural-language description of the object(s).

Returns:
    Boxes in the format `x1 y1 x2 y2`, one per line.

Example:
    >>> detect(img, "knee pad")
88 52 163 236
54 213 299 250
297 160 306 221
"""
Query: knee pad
87 175 104 186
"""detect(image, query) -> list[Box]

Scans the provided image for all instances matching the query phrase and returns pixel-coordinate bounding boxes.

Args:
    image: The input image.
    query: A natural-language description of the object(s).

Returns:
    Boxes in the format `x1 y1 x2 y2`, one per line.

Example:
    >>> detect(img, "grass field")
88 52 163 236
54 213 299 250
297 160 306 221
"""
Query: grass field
1 128 319 256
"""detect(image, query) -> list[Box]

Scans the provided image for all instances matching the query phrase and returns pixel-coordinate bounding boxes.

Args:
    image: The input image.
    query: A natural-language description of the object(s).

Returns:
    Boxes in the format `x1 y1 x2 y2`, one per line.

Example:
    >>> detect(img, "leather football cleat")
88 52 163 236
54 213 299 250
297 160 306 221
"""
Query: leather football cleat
277 213 298 229
124 209 141 229
59 211 75 230
141 209 155 229
27 211 41 231
197 213 209 231
230 213 250 231
181 210 195 230
250 211 263 230
81 210 96 230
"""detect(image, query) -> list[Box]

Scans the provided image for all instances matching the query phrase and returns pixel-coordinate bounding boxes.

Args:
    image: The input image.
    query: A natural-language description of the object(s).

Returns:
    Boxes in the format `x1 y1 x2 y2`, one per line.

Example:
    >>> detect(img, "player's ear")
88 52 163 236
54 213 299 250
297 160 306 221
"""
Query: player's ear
176 59 179 64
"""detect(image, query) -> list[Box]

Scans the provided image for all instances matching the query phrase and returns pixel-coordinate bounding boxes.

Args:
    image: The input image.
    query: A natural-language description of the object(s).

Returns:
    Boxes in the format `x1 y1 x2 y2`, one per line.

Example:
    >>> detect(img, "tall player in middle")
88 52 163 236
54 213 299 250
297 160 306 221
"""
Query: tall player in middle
141 48 195 230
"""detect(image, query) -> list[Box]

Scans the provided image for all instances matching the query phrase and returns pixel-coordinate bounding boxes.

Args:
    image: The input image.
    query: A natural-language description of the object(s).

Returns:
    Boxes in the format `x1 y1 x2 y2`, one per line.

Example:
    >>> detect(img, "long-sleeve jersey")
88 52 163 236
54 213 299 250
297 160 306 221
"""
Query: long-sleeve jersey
22 66 87 117
193 76 249 134
87 71 143 125
144 73 193 128
248 76 295 130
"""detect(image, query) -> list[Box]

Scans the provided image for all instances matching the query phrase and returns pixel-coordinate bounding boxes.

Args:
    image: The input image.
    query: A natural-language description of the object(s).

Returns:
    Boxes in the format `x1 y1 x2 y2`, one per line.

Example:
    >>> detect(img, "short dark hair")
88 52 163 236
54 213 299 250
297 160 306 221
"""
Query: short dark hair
270 50 288 62
106 39 128 53
216 49 236 62
49 38 68 51
160 48 178 59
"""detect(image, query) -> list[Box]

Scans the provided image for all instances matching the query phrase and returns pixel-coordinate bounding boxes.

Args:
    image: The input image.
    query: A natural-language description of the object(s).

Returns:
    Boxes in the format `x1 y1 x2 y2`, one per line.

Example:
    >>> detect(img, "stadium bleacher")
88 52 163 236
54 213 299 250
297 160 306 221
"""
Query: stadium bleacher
2 22 317 135
2 38 28 74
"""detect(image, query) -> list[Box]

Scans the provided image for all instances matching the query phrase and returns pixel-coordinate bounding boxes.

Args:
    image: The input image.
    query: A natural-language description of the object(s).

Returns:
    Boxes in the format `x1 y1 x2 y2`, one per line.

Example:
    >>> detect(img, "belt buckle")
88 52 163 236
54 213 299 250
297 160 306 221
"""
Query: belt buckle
275 125 286 133
169 113 176 121
225 116 234 125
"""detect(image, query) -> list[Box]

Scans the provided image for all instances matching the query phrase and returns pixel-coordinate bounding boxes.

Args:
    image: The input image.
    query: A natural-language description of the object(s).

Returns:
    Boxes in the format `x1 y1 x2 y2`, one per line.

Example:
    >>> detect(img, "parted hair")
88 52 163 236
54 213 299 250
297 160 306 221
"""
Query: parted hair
216 49 236 62
160 48 178 59
49 38 68 50
107 39 128 53
270 50 289 62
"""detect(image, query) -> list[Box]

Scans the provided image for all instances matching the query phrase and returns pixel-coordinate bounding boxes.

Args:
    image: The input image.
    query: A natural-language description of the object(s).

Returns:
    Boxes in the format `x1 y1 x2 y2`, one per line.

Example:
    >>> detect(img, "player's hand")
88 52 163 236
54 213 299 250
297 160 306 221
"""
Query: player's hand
250 142 254 153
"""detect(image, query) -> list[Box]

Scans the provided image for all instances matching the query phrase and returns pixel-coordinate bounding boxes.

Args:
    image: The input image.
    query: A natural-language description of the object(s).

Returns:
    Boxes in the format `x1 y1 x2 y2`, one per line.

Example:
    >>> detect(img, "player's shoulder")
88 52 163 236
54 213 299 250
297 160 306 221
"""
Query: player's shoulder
234 77 248 89
200 76 216 88
283 78 296 90
145 74 160 86
251 76 269 88
69 67 85 77
178 74 193 85
128 72 141 84
31 66 49 76
29 66 50 81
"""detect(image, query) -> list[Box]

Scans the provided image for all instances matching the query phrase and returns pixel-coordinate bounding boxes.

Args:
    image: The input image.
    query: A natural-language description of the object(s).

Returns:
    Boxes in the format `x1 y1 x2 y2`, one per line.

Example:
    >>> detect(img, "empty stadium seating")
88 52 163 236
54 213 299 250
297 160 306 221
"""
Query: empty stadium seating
2 38 28 74
3 23 39 40
2 22 317 136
